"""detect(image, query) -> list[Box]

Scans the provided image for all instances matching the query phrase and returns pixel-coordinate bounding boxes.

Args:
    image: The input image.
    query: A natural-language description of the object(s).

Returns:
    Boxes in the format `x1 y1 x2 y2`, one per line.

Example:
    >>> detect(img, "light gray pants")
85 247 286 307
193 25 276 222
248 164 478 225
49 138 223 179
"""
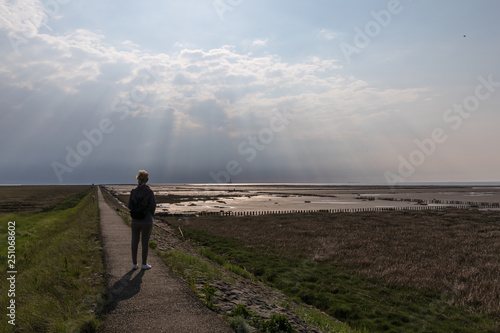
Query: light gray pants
131 222 153 265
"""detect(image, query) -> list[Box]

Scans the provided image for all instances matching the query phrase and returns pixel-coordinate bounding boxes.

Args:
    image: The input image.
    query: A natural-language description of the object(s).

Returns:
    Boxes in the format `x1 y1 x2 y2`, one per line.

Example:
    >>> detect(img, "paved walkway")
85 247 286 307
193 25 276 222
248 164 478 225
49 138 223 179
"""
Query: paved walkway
97 187 233 333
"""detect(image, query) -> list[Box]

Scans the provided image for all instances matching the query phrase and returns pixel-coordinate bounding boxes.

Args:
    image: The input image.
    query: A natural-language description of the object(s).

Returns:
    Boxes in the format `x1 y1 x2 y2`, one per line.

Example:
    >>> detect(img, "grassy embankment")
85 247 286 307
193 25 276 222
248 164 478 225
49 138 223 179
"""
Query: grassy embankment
159 244 362 333
0 186 106 332
164 210 499 333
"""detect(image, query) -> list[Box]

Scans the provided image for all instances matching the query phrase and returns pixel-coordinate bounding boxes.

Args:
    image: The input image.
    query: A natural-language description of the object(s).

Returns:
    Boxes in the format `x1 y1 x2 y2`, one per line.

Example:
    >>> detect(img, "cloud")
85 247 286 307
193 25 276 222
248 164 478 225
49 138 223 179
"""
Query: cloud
1 30 130 94
0 0 46 35
0 19 434 184
319 28 339 40
252 38 268 46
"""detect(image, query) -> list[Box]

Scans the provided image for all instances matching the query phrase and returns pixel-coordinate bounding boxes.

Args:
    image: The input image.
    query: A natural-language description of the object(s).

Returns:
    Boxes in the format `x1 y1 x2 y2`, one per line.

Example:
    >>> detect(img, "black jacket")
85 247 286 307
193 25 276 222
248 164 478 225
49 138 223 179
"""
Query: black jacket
128 184 156 222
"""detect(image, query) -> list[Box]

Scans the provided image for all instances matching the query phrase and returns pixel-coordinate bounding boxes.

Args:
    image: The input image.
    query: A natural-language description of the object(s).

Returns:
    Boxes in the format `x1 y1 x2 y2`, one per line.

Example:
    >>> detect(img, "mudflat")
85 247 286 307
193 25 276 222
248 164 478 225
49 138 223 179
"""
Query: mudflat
105 184 500 215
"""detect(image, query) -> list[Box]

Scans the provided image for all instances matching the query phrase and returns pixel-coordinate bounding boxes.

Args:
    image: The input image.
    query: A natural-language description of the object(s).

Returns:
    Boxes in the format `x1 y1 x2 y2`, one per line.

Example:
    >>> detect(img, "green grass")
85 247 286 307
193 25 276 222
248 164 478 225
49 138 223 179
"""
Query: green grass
175 225 499 333
158 249 222 281
198 247 253 280
228 304 298 333
39 189 91 213
223 262 253 280
157 226 364 333
0 186 106 332
281 301 365 333
198 247 226 266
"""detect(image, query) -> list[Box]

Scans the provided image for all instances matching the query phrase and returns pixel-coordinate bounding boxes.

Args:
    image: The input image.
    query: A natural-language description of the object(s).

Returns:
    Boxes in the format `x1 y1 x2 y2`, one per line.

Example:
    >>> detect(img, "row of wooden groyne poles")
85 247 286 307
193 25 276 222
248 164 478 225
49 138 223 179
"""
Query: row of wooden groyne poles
160 198 500 217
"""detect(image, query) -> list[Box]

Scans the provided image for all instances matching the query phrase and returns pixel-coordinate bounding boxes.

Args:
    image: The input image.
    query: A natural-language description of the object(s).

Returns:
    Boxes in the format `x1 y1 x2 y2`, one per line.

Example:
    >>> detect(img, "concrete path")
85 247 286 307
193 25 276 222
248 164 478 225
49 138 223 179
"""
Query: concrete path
97 187 233 333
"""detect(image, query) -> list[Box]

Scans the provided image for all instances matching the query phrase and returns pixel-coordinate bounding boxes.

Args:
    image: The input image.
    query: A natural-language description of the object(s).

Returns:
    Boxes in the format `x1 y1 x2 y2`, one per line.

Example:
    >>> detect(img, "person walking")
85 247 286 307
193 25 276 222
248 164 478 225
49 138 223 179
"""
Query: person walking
128 170 156 270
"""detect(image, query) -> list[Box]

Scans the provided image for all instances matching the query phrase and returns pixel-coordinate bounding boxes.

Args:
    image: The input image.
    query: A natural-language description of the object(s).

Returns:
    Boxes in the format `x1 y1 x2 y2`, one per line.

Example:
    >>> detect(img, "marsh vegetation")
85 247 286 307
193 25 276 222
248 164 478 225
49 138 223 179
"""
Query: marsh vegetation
164 209 500 332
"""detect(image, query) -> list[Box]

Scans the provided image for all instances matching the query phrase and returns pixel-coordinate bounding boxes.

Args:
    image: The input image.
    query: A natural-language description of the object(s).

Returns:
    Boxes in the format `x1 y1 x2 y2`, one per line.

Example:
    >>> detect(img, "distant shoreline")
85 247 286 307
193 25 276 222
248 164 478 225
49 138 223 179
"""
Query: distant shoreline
3 182 500 187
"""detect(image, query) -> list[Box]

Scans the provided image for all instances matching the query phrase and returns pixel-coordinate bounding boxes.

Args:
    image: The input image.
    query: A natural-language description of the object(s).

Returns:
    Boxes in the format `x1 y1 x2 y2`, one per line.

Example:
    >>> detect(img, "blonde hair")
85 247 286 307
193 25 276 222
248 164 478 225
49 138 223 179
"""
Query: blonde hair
136 170 149 184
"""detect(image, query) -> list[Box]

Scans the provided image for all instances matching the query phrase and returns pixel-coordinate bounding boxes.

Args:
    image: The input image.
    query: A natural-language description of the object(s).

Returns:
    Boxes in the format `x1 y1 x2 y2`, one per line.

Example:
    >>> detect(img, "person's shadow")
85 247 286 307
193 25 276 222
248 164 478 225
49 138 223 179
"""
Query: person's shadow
99 269 145 315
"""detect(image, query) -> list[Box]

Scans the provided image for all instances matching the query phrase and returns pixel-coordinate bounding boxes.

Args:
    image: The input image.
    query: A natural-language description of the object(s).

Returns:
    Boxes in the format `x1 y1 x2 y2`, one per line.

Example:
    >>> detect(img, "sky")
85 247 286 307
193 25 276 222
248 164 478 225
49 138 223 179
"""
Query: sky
1 0 500 185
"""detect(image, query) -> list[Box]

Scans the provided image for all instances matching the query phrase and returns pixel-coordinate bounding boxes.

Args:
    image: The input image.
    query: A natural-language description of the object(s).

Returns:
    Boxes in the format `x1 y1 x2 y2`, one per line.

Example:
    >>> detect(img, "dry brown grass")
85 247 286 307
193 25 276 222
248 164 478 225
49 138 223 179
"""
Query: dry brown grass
0 185 93 213
181 209 500 315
